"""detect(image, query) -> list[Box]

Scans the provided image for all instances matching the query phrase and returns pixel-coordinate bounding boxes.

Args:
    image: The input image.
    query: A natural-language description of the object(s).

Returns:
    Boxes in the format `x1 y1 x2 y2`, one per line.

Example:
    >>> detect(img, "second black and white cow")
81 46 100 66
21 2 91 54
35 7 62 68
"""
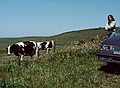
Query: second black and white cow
36 40 55 56
6 41 37 61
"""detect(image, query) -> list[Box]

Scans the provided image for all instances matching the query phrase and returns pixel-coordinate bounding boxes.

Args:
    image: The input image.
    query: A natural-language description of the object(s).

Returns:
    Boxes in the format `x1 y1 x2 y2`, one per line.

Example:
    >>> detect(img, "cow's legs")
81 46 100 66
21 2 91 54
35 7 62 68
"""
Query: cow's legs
20 55 24 61
47 48 53 53
52 41 55 52
37 49 40 57
46 48 49 54
50 48 53 52
35 47 39 57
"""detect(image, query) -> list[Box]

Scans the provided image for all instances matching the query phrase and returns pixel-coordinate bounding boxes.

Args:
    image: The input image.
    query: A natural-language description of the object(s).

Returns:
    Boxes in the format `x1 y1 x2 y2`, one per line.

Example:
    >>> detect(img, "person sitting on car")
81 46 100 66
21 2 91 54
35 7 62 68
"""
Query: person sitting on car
105 15 116 38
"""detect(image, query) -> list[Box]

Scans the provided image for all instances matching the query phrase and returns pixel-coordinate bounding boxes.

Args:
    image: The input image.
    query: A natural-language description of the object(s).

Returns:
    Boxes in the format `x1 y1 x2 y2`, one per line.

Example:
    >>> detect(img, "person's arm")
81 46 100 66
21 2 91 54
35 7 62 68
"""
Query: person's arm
110 21 116 31
105 21 116 31
110 21 116 28
105 23 110 30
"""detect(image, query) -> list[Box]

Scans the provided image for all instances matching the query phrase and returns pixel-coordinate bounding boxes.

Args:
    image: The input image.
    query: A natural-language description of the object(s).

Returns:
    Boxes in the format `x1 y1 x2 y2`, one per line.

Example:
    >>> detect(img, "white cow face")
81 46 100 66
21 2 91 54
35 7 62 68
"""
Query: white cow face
6 45 11 55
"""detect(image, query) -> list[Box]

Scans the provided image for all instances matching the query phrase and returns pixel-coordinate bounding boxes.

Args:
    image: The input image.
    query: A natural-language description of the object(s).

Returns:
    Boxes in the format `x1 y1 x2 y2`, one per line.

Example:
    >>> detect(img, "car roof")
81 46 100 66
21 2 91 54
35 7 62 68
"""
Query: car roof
102 34 120 46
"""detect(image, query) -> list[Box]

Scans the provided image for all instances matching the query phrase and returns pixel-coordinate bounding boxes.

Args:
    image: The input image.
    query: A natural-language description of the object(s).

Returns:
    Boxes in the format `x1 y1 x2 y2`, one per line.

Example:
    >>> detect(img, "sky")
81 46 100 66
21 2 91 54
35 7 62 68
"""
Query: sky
0 0 120 38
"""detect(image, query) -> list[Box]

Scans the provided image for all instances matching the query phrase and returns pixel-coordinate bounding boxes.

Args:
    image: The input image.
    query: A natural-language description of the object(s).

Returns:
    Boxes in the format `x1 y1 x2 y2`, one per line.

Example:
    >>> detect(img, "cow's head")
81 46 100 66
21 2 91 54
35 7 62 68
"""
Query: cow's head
6 45 12 55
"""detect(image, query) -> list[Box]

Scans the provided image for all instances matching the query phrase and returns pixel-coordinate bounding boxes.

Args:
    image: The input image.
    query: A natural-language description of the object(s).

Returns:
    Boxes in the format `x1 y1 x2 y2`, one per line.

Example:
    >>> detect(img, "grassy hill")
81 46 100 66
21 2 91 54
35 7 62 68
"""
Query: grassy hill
0 27 105 55
0 27 120 88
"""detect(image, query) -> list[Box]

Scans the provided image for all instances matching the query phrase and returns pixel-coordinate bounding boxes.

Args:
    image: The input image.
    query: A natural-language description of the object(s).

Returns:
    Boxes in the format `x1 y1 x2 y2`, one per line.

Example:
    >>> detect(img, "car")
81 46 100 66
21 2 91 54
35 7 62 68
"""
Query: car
96 34 120 64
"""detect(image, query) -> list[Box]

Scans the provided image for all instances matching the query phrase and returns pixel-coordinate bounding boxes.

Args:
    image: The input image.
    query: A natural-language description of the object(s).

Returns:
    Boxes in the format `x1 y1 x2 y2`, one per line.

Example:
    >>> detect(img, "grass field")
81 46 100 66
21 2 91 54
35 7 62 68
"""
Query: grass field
0 27 120 88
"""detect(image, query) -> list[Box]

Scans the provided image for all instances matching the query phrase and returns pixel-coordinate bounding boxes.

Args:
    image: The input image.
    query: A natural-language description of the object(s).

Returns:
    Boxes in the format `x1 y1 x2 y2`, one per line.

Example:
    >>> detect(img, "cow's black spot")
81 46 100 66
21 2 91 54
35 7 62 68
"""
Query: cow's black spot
48 41 52 48
10 44 24 56
41 42 47 49
24 41 36 56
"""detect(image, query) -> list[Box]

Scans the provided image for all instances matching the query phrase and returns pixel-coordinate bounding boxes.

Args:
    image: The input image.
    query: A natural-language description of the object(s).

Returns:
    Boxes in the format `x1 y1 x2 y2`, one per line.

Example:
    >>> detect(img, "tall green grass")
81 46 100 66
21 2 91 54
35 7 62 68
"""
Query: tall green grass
1 40 120 88
1 27 120 88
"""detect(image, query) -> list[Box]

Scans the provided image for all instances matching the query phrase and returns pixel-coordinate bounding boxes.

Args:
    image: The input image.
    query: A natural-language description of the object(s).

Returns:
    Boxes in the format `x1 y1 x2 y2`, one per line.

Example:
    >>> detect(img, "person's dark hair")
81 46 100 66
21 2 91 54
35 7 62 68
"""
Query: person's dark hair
108 15 115 24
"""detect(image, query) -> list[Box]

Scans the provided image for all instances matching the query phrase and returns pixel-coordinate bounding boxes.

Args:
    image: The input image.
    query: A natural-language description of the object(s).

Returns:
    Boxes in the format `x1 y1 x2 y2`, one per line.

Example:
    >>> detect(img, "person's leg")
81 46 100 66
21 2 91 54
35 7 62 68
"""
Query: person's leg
109 32 116 38
107 32 111 38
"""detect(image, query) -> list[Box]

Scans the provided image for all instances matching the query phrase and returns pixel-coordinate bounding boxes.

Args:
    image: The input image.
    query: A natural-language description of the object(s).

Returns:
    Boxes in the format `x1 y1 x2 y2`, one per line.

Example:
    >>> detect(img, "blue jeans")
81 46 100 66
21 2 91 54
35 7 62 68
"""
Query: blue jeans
107 31 116 38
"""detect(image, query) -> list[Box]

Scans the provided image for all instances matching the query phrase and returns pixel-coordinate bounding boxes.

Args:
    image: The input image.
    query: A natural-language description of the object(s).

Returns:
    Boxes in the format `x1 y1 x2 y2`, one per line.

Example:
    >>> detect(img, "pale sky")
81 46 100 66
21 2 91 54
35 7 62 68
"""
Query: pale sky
0 0 120 38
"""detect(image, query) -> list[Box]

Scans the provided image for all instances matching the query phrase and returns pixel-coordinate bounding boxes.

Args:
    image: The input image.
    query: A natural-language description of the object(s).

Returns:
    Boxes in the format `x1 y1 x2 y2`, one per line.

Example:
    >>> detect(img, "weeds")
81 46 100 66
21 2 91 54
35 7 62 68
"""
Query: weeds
1 41 120 88
1 28 120 88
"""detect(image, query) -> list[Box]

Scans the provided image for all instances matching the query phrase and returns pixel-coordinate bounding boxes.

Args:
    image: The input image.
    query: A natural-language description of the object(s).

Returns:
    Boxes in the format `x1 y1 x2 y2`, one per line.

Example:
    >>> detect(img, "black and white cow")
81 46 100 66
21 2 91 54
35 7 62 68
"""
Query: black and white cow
6 41 37 61
36 40 55 56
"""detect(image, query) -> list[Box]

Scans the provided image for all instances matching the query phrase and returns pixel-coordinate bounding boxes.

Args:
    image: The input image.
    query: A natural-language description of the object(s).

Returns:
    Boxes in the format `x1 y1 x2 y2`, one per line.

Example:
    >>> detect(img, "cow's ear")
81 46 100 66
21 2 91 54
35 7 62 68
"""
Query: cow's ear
4 47 7 50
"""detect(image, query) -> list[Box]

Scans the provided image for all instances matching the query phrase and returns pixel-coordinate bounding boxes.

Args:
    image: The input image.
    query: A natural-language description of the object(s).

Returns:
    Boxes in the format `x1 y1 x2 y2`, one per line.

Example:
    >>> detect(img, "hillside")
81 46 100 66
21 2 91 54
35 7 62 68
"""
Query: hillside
1 27 120 88
0 27 105 56
1 27 120 43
